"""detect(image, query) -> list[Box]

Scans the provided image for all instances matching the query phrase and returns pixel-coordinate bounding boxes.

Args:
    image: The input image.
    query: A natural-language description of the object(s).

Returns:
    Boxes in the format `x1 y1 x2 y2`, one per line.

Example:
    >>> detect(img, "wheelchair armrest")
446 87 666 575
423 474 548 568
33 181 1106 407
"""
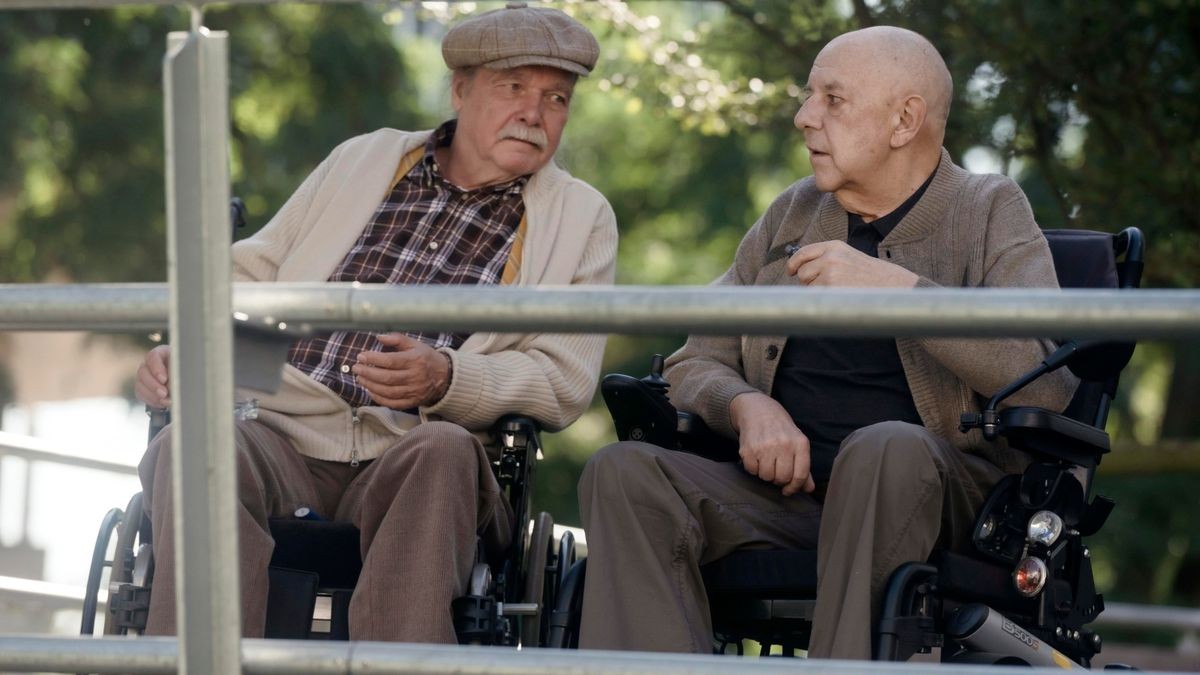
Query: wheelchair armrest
676 411 740 463
601 373 679 448
494 414 540 496
998 407 1110 468
601 372 740 462
496 415 540 449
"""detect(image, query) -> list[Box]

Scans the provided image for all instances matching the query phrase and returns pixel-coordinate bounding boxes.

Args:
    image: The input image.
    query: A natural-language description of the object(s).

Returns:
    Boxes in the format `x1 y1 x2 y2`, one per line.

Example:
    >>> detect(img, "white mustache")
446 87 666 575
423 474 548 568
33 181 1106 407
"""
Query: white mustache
499 124 548 149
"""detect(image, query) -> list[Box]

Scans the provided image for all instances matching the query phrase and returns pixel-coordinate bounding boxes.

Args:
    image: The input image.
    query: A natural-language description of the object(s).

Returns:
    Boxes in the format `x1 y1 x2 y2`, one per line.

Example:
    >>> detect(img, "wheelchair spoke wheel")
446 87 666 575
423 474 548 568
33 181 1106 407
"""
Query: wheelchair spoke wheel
105 492 149 636
81 506 124 635
520 511 554 648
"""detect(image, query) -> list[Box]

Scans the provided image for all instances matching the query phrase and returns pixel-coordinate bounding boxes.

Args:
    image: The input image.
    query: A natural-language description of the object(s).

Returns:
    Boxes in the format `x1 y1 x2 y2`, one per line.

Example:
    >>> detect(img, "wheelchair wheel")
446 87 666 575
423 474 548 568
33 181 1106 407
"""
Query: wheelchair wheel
105 492 152 636
553 529 576 601
80 506 124 635
520 511 554 648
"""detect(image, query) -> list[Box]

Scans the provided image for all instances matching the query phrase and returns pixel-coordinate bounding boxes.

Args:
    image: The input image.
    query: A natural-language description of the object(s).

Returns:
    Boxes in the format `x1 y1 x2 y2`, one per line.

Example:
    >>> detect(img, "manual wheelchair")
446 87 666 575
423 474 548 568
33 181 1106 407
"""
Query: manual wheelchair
80 197 579 647
551 227 1143 669
81 412 578 647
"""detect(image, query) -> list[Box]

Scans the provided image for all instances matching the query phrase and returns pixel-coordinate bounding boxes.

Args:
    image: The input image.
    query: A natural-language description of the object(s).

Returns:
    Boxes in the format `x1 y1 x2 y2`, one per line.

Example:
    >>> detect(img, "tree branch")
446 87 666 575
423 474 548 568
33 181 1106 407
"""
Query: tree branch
713 0 810 63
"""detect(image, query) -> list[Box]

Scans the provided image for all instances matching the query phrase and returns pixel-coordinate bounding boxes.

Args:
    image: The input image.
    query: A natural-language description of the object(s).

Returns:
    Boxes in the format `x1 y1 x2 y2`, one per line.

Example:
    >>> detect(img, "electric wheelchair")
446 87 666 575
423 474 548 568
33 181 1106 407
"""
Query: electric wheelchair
551 227 1144 669
79 200 576 645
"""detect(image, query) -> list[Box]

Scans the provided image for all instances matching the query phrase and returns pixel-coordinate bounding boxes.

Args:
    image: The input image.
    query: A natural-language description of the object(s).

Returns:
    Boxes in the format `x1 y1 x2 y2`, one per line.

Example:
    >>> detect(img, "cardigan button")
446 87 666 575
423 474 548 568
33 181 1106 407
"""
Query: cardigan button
765 344 779 360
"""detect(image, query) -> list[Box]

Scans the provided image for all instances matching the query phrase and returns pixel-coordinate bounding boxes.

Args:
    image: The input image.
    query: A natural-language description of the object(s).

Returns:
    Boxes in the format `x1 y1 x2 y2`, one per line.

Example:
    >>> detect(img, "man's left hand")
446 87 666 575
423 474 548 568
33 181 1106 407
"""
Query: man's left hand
787 240 919 287
353 333 451 410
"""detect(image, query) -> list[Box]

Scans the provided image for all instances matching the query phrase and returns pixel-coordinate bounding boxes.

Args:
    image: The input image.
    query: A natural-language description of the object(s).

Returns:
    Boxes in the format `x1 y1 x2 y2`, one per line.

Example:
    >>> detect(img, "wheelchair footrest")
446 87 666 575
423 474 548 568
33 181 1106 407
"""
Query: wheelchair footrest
109 582 151 632
453 594 504 645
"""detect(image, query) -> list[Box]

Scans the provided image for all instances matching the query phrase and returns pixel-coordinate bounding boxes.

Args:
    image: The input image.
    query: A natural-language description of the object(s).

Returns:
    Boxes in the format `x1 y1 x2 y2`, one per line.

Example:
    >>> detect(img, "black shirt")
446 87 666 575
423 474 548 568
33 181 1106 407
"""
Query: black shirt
771 171 935 485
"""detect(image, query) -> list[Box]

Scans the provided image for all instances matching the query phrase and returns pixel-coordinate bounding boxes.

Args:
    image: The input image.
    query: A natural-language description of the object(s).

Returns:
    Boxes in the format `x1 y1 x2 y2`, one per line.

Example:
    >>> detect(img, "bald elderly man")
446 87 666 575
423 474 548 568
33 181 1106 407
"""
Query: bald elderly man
578 26 1074 659
134 4 616 642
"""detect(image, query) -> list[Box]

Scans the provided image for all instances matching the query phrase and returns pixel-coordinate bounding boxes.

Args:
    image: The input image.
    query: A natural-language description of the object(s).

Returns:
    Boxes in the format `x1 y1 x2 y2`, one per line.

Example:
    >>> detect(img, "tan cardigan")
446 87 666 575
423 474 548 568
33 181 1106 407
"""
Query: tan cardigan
665 150 1077 474
231 129 618 463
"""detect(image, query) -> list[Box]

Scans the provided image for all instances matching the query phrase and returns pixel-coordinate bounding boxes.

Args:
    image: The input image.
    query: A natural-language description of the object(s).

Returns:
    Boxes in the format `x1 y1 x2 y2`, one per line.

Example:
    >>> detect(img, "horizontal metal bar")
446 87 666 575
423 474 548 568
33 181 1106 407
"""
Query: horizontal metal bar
0 283 1199 338
0 576 97 609
1097 603 1200 632
0 431 139 476
0 635 1131 674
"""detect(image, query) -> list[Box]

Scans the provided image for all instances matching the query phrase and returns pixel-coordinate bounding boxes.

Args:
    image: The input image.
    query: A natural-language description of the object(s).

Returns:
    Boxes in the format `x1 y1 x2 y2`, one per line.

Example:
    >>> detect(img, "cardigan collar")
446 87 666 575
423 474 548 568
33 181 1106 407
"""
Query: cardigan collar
813 148 966 246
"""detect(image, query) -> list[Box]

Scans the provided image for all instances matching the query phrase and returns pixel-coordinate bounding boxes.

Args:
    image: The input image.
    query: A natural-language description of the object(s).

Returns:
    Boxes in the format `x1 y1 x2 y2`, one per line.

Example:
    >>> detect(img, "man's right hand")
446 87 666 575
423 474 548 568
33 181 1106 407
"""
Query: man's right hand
135 345 171 409
729 391 816 496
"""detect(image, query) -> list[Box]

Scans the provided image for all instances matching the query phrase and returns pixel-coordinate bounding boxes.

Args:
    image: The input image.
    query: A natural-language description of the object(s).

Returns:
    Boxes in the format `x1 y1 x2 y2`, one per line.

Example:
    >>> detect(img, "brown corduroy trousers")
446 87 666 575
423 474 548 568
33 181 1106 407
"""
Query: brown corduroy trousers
578 421 1005 660
138 419 512 642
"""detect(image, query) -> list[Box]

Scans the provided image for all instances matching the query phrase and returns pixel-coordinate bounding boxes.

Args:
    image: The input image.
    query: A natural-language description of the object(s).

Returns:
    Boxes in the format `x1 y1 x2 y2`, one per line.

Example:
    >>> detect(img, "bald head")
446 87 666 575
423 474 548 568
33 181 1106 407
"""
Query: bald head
820 26 953 140
795 26 952 214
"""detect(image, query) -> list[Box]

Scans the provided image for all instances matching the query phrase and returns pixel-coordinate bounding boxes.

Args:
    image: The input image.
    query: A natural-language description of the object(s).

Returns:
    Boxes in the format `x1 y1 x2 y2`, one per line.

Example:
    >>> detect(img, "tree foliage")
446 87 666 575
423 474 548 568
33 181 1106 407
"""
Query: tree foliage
576 0 1199 286
0 4 423 283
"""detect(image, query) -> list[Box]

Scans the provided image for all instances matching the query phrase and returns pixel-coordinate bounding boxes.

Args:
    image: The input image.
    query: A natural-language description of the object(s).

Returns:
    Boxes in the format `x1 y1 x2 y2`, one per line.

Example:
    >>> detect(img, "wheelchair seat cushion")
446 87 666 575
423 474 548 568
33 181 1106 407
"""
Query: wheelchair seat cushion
701 549 818 598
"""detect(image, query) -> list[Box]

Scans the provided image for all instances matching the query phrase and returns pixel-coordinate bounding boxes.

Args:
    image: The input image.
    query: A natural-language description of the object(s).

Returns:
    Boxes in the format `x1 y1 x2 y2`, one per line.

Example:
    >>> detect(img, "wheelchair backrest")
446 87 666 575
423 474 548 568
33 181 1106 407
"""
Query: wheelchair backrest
1042 227 1144 430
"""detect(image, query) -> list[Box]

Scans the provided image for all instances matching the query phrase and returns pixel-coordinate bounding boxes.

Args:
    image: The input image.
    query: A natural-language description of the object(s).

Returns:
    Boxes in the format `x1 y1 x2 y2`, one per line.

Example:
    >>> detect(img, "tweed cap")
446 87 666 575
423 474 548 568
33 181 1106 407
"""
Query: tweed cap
442 2 599 77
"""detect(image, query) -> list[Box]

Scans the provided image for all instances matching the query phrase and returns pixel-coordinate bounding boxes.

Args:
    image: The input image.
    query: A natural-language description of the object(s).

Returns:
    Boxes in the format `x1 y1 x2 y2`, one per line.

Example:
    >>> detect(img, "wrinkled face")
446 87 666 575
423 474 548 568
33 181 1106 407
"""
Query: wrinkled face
452 65 575 180
794 41 895 195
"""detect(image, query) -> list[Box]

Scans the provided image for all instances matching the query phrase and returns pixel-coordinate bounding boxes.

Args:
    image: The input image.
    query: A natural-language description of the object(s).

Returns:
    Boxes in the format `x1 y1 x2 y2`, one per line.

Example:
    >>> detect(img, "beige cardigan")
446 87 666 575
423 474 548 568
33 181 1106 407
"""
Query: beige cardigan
665 150 1077 474
232 129 618 463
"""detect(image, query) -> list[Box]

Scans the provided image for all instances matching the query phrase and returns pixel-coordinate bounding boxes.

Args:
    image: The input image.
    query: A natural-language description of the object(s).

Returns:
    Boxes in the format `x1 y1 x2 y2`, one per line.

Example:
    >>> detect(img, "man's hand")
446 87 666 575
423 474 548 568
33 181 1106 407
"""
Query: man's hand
729 392 815 496
354 333 451 410
135 345 172 409
787 240 918 287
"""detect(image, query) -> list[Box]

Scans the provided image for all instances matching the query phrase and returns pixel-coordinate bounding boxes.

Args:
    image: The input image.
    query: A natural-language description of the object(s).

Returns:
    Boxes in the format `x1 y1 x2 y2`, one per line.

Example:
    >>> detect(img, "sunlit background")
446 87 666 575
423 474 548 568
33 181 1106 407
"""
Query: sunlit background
0 0 1197 667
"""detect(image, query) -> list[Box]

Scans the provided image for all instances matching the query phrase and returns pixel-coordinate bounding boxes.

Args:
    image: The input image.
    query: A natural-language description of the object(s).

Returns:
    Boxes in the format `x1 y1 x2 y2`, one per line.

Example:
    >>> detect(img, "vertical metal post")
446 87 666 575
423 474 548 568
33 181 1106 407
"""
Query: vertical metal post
164 26 241 675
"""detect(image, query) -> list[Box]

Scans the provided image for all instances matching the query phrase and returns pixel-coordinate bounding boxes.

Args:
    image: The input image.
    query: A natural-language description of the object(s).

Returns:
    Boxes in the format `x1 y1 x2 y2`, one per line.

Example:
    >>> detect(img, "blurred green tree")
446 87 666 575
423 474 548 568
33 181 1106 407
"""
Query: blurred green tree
0 3 424 283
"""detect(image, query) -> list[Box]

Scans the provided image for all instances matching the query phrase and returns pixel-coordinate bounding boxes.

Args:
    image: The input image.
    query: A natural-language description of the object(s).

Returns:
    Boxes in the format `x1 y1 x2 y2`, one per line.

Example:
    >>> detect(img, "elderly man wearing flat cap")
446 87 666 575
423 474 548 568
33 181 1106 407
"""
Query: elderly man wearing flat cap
133 3 615 643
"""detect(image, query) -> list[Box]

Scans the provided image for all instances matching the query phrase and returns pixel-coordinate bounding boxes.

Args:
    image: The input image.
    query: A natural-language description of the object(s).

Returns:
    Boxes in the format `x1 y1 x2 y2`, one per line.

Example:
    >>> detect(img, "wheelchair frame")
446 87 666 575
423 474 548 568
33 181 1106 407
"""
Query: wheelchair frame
81 414 578 647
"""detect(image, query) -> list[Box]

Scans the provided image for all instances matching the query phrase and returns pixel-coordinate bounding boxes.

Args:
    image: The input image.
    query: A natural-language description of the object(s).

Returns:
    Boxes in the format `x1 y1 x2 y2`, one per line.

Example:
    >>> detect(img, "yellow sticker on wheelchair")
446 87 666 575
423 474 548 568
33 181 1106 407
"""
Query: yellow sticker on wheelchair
1052 650 1074 668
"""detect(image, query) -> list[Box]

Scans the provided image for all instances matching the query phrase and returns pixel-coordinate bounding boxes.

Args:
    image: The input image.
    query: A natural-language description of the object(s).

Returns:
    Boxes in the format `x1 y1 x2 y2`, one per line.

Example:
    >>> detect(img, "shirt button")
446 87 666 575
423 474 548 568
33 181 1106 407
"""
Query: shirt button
766 345 779 360
429 241 439 250
460 193 469 201
340 364 351 373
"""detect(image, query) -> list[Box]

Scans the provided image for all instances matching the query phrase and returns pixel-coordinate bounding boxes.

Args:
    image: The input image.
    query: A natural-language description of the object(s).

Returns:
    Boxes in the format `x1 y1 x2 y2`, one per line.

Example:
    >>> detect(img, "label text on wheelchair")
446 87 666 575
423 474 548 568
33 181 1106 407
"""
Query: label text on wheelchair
1002 618 1040 651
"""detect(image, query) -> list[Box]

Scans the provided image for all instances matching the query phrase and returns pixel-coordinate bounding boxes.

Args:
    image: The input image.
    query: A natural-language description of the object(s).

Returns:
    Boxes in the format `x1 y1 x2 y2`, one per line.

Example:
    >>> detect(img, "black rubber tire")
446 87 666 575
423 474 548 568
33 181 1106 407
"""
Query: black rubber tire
520 511 554 648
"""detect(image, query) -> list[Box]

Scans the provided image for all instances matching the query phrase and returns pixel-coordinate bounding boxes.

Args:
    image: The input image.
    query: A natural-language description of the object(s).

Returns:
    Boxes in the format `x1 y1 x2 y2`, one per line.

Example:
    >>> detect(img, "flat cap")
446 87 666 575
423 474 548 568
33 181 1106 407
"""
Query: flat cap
442 2 600 77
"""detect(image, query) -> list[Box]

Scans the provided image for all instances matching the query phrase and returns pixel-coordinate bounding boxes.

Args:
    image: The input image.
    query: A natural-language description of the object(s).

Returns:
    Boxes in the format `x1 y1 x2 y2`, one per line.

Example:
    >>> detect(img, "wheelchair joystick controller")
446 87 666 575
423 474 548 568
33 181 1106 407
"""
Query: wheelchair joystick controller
642 354 670 393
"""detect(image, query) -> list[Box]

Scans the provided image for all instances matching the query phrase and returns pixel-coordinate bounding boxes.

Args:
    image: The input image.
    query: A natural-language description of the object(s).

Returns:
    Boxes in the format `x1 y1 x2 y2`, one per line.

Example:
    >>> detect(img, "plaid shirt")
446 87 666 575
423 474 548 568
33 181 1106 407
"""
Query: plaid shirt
288 121 526 408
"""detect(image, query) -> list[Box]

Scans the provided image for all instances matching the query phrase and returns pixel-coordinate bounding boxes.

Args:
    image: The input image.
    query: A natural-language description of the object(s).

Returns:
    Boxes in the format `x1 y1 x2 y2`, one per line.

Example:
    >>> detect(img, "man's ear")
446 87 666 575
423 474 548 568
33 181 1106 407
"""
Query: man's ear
450 71 470 113
891 95 927 148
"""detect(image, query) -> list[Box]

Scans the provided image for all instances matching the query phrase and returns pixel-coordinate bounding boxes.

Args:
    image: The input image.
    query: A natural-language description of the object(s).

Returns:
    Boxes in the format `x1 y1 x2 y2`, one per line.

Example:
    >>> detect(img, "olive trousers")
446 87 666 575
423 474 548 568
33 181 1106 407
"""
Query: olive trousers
578 421 1005 660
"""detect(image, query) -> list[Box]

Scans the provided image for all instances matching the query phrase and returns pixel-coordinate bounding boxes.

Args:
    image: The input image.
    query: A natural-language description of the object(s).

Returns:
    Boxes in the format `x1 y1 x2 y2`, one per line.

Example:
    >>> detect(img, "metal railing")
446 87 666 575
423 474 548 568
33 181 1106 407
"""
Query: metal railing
0 431 139 477
2 0 1199 673
0 283 1198 338
15 635 1198 675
